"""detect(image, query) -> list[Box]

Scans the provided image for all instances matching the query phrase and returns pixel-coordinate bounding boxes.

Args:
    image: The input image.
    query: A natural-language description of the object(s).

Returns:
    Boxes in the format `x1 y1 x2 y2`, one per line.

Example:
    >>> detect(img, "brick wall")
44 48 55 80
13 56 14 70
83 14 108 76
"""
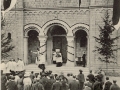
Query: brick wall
24 9 89 28
3 11 24 60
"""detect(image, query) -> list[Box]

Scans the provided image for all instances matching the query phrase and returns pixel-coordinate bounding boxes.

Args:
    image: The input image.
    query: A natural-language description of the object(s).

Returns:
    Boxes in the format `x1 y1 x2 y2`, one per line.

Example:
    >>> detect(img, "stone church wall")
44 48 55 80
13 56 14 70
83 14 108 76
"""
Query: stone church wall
2 0 119 69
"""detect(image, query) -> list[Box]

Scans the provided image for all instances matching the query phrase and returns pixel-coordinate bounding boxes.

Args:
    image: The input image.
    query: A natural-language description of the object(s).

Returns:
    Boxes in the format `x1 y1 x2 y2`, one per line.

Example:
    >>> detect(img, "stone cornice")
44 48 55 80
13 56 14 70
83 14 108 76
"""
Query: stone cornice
1 5 113 11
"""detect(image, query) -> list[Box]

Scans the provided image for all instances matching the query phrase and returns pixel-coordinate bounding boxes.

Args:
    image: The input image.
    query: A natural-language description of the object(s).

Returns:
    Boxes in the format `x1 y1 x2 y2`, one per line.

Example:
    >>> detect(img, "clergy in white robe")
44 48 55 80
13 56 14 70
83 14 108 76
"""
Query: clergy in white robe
52 51 57 64
56 52 63 67
38 54 46 72
17 59 25 72
6 60 12 74
1 61 6 74
10 59 17 75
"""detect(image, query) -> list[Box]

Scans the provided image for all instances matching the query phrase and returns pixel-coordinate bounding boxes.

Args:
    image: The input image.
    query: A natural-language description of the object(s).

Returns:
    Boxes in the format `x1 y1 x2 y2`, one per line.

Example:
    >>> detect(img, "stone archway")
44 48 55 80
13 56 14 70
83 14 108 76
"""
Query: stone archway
72 24 90 67
24 24 41 65
46 25 67 65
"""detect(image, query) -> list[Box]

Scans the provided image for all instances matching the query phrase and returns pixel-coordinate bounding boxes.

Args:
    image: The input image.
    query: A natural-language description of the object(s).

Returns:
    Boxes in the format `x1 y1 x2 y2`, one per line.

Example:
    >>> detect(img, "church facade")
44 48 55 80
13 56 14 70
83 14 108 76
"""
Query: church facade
1 0 120 70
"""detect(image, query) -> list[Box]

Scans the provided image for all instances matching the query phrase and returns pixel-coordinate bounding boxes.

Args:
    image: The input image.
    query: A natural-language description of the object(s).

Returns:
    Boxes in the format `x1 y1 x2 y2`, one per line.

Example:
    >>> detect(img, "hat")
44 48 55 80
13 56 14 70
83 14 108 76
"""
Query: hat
24 72 30 77
79 69 83 72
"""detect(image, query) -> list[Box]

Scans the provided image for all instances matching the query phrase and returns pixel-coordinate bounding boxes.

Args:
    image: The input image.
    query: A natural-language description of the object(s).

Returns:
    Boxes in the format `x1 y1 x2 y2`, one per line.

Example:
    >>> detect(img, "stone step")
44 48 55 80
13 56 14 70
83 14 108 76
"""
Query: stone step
25 64 89 75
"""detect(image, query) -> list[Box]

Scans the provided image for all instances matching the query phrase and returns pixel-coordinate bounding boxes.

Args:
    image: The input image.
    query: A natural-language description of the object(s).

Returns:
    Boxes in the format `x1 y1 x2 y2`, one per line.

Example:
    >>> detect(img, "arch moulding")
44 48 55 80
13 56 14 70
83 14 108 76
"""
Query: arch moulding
71 23 89 36
42 20 70 36
24 23 42 37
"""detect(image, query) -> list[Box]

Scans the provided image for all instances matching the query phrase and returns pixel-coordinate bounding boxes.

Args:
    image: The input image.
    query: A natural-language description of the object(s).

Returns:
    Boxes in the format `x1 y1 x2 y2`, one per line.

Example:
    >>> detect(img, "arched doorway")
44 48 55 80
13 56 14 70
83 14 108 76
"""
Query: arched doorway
28 30 40 64
46 25 67 64
74 30 88 66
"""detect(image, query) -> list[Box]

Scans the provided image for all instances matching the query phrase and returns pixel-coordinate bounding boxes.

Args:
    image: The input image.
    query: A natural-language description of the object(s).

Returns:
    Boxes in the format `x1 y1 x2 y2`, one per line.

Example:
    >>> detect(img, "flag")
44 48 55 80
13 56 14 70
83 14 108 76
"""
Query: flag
112 0 120 30
79 0 81 10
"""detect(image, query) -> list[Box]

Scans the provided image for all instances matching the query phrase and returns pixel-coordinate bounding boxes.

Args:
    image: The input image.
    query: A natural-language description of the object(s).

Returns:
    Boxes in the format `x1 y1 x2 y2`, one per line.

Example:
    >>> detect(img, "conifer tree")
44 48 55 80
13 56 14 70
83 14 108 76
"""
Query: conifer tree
93 11 120 69
1 17 14 59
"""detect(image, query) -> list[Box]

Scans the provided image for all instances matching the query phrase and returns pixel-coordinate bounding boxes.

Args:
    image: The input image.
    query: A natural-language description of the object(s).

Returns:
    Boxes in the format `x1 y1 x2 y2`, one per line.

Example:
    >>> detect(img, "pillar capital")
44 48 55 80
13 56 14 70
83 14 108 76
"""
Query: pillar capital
38 36 47 42
24 35 28 39
67 36 74 41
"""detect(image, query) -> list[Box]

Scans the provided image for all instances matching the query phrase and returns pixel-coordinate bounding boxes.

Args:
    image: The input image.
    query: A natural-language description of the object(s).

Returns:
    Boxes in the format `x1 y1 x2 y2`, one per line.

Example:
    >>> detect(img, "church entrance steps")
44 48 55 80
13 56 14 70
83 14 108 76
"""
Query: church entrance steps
25 64 90 76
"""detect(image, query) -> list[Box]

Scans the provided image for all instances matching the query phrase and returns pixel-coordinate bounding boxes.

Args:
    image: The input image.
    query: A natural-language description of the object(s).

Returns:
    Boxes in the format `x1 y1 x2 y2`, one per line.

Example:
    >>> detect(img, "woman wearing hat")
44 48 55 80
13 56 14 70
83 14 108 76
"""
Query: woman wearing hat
23 72 32 90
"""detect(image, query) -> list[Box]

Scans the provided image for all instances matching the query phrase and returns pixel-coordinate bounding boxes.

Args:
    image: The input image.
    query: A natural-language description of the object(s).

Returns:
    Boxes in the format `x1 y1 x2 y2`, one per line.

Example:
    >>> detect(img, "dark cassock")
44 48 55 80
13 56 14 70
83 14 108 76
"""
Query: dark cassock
82 53 86 67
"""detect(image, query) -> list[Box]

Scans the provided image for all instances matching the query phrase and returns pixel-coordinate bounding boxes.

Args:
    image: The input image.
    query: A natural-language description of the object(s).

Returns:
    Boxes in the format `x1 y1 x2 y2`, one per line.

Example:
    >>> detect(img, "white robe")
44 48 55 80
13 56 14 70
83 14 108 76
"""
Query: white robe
53 52 57 61
17 60 25 71
56 53 62 63
6 61 12 73
1 63 6 74
11 61 16 71
39 55 45 64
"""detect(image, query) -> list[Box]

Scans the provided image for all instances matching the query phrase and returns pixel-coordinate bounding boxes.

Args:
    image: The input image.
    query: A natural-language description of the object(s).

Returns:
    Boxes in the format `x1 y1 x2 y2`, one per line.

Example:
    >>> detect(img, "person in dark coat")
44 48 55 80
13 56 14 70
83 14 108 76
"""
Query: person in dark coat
69 76 79 90
110 80 120 90
87 70 95 84
82 52 86 67
31 79 37 90
93 77 103 90
40 73 48 89
36 79 44 90
1 70 7 90
17 74 24 90
77 69 85 90
51 76 62 90
5 76 18 90
61 77 69 90
104 77 112 90
45 75 55 90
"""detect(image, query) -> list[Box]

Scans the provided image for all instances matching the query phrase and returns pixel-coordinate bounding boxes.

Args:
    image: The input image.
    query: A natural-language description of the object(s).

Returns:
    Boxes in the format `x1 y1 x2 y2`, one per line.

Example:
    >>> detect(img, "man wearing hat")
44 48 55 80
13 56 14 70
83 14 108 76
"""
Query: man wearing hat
110 80 120 90
77 69 85 90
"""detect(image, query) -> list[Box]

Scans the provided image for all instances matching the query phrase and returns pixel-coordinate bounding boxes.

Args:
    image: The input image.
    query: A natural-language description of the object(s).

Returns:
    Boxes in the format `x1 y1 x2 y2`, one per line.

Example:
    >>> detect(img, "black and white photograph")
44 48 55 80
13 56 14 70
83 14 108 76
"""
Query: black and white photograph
1 0 120 90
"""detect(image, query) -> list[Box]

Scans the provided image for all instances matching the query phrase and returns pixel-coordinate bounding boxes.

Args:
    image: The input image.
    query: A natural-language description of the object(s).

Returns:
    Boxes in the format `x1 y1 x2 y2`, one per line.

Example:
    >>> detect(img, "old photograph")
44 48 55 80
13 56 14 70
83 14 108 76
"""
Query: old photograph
1 0 120 90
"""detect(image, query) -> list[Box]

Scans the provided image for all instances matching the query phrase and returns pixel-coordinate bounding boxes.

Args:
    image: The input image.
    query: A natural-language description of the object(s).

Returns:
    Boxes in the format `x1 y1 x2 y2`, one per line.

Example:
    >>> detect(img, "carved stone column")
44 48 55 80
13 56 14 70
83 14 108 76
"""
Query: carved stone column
38 36 47 53
66 36 75 66
24 36 28 65
38 36 47 63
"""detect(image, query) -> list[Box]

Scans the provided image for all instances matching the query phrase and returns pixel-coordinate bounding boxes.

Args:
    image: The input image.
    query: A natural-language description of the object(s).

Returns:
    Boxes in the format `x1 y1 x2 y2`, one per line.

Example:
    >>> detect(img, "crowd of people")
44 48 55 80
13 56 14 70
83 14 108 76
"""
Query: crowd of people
1 61 120 90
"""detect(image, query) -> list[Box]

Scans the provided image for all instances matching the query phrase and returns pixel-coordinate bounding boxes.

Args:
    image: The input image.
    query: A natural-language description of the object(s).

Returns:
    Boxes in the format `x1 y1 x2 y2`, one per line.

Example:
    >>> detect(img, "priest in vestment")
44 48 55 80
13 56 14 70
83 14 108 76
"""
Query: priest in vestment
56 50 63 67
